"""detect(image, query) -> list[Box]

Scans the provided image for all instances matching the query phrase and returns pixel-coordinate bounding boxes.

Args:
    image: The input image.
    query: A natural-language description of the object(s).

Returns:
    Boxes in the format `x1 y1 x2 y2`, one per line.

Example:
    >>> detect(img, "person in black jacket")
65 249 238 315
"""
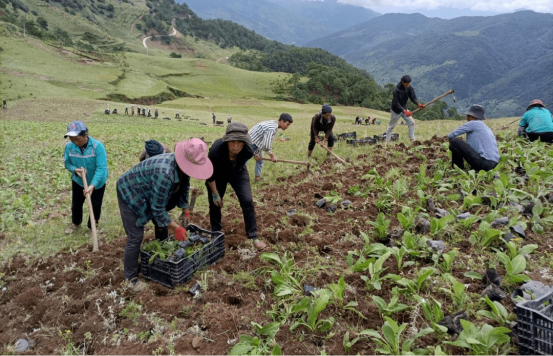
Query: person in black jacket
205 122 266 250
386 75 425 142
308 104 336 159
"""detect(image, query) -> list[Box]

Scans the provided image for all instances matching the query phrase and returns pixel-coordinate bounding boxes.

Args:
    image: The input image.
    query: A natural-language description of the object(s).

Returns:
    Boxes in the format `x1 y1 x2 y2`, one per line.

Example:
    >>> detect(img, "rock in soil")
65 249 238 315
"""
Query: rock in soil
426 240 445 254
192 336 203 349
425 198 436 213
491 217 509 228
510 225 526 239
482 268 502 287
481 283 507 301
415 217 431 234
457 212 471 220
435 208 450 218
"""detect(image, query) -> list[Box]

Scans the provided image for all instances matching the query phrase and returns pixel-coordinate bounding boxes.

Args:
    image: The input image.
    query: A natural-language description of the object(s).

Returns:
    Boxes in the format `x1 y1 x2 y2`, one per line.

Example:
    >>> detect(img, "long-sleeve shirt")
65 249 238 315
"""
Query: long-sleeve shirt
448 120 500 163
519 107 553 133
248 120 278 155
207 139 254 183
117 153 190 227
311 112 336 140
391 82 420 114
64 136 108 189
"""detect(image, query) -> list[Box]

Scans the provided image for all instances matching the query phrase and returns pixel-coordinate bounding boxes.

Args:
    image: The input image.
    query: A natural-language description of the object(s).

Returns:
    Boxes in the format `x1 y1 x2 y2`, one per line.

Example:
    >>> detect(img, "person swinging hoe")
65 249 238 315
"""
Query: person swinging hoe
308 104 336 160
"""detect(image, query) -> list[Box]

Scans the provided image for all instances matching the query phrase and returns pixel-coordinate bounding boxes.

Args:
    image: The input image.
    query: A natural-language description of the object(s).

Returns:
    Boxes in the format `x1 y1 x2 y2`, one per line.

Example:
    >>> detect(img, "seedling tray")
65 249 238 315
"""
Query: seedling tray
140 224 225 288
516 290 553 355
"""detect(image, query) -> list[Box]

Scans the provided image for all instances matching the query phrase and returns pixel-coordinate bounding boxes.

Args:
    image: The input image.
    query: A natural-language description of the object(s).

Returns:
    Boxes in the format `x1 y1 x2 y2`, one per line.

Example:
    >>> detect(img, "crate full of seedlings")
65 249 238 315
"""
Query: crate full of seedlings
336 132 357 141
374 133 399 141
140 224 225 288
516 290 553 355
346 137 377 146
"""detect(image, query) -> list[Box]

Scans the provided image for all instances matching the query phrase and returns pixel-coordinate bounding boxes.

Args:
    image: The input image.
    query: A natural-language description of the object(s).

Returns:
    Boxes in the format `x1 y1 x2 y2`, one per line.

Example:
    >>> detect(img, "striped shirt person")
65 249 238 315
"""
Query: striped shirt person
248 113 293 181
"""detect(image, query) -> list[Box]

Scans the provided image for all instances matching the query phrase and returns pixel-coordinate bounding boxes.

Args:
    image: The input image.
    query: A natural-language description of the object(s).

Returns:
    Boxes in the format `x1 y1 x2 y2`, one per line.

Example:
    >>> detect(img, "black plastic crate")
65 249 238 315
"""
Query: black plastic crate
516 291 553 355
336 132 357 141
140 224 225 288
347 137 377 146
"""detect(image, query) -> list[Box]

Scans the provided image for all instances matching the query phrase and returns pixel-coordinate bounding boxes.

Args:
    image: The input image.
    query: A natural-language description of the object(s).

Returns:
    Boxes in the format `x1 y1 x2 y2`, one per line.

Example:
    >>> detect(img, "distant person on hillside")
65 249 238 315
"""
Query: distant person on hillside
205 123 266 250
227 114 232 124
131 105 135 116
147 108 152 117
2 99 6 109
365 117 370 125
155 108 159 119
105 108 110 115
142 107 146 116
386 75 426 142
175 112 180 119
113 108 118 114
212 113 216 124
117 139 213 292
372 117 377 125
518 99 553 143
248 113 293 182
308 104 336 160
355 116 362 125
448 104 499 172
125 106 129 115
63 121 108 235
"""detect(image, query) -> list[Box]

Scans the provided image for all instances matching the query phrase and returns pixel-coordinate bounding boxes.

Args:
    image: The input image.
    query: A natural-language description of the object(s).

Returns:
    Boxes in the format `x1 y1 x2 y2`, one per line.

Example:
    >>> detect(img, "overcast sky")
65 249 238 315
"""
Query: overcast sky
336 0 553 18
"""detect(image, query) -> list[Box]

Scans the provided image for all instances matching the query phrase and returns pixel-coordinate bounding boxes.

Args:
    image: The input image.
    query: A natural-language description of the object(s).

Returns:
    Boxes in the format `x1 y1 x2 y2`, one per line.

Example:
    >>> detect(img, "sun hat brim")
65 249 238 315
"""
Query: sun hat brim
175 139 214 180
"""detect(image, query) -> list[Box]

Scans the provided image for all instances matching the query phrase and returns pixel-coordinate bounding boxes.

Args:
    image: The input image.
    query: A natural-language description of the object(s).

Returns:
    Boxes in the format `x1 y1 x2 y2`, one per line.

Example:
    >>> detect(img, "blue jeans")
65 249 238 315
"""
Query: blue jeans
250 145 264 178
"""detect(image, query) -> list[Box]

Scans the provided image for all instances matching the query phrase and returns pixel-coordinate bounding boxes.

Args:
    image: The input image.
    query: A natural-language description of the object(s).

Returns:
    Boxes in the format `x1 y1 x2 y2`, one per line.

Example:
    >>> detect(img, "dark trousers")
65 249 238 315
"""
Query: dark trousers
206 167 258 239
118 190 145 280
449 138 497 172
527 132 553 143
308 131 335 151
152 193 179 240
71 180 105 229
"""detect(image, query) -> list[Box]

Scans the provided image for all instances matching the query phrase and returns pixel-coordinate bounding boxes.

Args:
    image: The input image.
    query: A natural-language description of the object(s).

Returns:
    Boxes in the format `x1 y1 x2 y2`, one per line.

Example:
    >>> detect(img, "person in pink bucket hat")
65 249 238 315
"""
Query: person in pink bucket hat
116 138 213 292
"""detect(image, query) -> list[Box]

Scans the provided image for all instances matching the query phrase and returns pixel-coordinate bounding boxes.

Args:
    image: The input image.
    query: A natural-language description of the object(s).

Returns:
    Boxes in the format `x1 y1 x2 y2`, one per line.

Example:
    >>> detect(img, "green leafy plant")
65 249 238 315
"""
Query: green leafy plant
414 295 447 333
397 206 418 231
439 275 468 309
369 212 391 239
440 249 457 273
430 214 454 235
477 295 511 326
372 295 410 318
290 289 335 333
360 252 391 291
119 301 143 325
387 178 409 200
498 239 538 260
389 246 415 271
496 251 531 285
343 331 360 354
325 190 341 205
359 317 433 355
260 252 303 297
328 276 366 319
444 320 510 355
469 221 502 247
142 239 180 264
230 322 282 355
387 267 434 294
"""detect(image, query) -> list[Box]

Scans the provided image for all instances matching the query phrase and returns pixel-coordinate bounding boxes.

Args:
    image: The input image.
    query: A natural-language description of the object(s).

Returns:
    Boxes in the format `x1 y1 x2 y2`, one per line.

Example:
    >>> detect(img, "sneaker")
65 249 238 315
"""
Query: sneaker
124 278 148 293
64 223 80 235
253 239 267 251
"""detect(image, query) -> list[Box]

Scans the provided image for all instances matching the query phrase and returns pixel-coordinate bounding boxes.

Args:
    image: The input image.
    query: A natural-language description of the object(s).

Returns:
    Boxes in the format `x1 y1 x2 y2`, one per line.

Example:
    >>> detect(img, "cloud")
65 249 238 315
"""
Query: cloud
338 0 553 13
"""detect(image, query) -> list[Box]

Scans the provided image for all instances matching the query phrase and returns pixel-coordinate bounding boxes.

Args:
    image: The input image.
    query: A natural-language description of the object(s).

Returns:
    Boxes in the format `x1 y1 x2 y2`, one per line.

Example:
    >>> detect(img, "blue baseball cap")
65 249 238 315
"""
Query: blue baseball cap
64 121 88 137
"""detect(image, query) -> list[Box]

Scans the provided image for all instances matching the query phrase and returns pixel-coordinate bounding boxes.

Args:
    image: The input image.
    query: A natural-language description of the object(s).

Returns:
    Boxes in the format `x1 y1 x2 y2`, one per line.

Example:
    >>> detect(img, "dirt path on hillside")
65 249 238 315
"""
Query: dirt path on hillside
130 14 144 33
142 27 177 49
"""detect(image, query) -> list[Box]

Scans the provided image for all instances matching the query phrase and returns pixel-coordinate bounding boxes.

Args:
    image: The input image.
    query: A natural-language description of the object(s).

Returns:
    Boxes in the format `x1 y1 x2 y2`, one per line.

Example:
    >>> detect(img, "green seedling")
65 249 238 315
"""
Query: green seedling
430 214 454 235
324 190 341 205
230 322 282 355
360 252 391 291
387 266 434 294
496 251 531 285
343 331 360 354
414 295 447 333
439 274 468 309
369 212 391 239
444 320 510 355
389 246 415 271
469 221 502 247
372 295 410 319
290 289 335 333
440 249 457 273
397 205 418 231
359 317 433 355
477 295 511 326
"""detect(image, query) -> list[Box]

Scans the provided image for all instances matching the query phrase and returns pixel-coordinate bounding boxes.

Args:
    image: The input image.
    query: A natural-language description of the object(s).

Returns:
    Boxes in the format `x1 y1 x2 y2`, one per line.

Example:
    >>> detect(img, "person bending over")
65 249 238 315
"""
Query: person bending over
518 99 553 143
308 104 336 159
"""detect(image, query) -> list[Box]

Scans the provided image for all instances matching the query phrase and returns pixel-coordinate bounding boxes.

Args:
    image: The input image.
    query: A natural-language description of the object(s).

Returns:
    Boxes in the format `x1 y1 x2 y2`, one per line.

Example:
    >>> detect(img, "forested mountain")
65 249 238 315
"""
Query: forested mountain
179 0 379 45
306 11 553 117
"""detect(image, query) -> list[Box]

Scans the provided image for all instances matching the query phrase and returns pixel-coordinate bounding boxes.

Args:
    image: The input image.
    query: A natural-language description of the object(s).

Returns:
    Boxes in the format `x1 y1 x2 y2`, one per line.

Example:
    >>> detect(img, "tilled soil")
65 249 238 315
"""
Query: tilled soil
1 138 550 354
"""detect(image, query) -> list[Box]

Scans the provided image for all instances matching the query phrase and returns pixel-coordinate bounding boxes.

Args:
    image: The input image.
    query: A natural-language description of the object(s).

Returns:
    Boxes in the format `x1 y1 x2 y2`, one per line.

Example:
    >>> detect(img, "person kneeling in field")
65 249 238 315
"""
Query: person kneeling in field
518 99 553 143
206 123 266 250
248 113 293 182
308 104 336 159
117 139 213 292
448 104 499 172
64 121 109 234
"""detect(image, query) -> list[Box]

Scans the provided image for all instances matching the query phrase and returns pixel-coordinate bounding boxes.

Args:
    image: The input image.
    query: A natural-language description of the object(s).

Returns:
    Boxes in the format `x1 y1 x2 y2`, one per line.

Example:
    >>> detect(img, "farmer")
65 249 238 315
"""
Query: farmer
308 104 336 159
248 113 293 181
212 113 216 124
125 106 129 115
117 138 213 291
131 105 135 116
518 99 553 143
147 108 152 117
142 107 146 116
2 99 6 109
175 112 180 119
365 117 370 125
372 117 377 125
139 140 172 162
63 121 108 235
448 104 499 172
154 108 159 119
386 75 426 142
227 114 232 124
104 108 110 115
112 108 118 114
205 123 266 250
355 116 362 125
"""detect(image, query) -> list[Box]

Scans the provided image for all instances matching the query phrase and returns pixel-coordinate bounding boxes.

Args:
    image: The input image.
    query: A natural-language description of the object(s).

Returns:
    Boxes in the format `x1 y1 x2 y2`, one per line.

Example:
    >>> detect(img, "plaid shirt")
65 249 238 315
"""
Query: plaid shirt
117 153 189 227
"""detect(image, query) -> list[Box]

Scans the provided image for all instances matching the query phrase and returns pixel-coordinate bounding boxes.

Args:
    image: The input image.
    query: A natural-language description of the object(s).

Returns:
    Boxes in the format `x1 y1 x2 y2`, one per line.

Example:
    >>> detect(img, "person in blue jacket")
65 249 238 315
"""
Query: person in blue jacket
64 121 108 234
518 99 553 143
